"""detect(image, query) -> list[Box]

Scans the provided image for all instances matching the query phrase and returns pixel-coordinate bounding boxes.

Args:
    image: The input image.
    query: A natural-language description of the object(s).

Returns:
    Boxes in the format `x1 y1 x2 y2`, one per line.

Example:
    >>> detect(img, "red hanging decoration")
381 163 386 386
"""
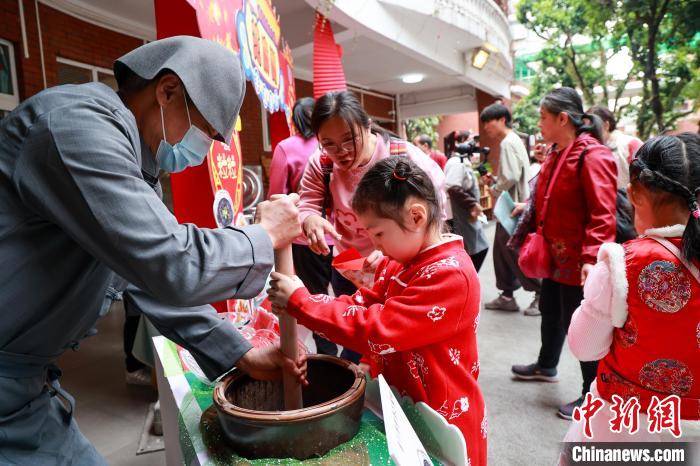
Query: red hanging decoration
312 12 348 98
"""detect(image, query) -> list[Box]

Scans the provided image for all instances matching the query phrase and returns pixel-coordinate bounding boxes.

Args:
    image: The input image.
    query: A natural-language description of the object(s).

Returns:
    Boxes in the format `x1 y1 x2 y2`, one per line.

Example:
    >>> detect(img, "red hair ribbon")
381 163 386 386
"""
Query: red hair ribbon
392 171 407 181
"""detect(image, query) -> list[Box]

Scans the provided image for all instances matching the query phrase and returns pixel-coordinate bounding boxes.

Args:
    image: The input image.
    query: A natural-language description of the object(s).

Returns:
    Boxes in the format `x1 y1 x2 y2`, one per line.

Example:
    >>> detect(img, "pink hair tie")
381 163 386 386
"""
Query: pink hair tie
693 210 700 219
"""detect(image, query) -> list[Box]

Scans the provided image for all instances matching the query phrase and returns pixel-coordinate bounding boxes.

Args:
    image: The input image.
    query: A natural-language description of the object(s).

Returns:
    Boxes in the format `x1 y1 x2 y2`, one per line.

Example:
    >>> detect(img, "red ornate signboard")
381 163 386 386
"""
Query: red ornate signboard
207 132 243 227
187 0 295 121
183 0 295 210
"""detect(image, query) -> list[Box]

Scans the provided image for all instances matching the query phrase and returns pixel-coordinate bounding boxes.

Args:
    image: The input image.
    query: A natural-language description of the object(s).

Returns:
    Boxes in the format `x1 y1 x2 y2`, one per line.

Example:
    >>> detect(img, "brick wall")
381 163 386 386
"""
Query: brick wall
239 81 267 166
294 78 313 99
0 1 142 100
436 112 480 152
1 0 44 99
239 78 318 168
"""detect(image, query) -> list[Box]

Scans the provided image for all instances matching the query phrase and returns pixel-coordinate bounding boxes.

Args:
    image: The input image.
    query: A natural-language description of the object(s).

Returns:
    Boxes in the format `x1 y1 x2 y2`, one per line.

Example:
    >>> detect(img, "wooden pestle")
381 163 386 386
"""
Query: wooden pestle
274 244 303 410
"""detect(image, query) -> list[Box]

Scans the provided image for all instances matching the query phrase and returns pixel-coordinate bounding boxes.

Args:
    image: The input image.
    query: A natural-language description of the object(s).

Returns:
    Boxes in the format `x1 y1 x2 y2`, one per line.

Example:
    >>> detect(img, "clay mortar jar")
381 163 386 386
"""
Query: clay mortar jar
213 354 366 460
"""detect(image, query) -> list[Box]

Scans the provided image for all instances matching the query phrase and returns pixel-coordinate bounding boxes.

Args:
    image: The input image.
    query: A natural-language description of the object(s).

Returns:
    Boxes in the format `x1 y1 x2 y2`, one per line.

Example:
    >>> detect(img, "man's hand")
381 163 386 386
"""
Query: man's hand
236 344 308 386
268 272 305 311
302 214 342 255
362 250 384 275
469 203 483 220
255 194 302 249
580 263 594 286
511 202 526 218
480 173 495 185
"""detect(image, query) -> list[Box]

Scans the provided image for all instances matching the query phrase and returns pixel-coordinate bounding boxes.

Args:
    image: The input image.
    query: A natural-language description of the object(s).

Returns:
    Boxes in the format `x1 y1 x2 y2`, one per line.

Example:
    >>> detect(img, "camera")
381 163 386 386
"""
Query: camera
454 142 491 176
455 142 490 157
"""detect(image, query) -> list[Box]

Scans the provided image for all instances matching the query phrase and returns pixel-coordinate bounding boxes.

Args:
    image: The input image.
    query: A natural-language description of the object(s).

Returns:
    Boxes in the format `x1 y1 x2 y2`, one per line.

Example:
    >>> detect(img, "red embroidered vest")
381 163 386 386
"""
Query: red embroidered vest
597 236 700 420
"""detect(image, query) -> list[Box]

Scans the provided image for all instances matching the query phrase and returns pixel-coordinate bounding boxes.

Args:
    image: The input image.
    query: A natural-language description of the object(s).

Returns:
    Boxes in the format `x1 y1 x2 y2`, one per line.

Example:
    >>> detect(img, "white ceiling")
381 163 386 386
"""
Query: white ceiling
274 0 473 95
44 0 483 97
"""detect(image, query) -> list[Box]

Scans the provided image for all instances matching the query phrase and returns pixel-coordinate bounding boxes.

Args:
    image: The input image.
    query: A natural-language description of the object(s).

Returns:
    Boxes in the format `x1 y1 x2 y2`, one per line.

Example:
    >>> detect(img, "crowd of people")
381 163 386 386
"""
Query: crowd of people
268 87 700 465
0 35 696 465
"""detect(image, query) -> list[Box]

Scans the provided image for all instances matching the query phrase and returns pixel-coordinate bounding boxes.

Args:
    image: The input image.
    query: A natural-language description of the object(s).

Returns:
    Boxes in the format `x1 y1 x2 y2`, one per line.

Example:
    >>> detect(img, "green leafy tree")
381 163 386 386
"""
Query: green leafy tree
517 0 628 109
516 0 699 139
404 116 441 146
512 98 540 136
608 0 700 137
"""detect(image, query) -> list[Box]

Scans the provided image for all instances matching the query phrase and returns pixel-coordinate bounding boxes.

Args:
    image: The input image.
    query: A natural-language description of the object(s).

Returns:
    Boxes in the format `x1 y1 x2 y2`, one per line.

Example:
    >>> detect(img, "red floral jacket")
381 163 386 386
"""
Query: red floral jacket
534 133 617 285
288 237 487 466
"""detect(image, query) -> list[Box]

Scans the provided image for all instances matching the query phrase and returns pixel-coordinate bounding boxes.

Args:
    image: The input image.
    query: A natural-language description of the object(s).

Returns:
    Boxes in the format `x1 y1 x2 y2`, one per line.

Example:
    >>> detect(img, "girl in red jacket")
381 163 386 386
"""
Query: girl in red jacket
564 133 700 443
269 157 487 466
511 87 618 420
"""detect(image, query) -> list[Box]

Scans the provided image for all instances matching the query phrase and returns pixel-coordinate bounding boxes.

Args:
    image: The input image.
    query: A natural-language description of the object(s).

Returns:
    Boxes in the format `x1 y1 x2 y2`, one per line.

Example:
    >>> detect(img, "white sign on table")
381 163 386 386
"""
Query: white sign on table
378 374 433 466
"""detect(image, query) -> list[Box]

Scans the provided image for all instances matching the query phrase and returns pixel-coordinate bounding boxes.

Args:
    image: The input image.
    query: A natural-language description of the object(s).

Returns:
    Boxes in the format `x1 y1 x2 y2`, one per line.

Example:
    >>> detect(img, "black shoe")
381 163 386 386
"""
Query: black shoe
511 363 559 382
557 396 585 420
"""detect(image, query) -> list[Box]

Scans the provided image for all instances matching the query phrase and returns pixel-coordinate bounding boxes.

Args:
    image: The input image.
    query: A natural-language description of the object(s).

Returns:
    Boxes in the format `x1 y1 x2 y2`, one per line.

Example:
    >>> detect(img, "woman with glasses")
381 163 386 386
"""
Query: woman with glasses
268 97 337 356
296 91 446 361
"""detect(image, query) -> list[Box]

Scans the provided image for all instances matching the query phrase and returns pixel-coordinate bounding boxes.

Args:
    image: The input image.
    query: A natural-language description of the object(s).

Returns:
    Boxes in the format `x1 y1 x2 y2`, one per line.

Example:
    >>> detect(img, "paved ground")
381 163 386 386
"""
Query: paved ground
59 220 584 465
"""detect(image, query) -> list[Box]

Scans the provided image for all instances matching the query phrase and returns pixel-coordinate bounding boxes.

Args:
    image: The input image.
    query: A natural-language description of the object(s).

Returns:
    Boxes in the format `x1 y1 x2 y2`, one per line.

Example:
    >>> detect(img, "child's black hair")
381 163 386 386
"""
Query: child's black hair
351 157 442 231
629 133 700 262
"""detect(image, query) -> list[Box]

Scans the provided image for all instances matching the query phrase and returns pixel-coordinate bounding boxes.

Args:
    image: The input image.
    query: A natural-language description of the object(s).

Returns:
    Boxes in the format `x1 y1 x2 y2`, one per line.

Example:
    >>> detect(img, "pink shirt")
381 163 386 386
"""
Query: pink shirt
298 136 446 256
267 134 319 197
268 134 321 246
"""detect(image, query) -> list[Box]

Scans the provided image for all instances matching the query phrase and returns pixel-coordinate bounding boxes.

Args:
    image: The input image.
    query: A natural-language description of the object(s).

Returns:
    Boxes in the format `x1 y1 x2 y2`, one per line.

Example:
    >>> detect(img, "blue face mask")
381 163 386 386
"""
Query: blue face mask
156 94 213 173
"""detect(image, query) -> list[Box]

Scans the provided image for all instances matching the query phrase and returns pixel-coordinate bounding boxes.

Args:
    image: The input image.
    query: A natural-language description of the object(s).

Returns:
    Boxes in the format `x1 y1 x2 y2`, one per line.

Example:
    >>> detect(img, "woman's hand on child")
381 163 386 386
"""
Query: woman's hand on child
362 250 384 275
268 272 305 311
580 263 594 286
303 214 342 255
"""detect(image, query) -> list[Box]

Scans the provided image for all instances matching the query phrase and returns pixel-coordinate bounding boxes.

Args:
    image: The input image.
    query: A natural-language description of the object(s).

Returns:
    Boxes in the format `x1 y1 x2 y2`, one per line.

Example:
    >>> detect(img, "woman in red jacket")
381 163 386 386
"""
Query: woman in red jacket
511 87 618 420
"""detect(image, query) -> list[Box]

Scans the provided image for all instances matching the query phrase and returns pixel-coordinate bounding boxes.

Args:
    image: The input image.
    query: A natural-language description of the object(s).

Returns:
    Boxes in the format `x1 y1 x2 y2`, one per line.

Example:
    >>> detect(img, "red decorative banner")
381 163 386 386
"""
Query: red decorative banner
189 0 295 122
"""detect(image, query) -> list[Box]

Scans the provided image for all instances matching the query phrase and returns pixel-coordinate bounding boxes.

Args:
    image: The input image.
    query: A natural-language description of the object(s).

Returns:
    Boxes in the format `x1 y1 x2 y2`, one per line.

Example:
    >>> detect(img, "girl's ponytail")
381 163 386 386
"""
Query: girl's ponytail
352 157 441 231
580 113 604 144
631 133 700 262
540 88 604 143
682 186 700 262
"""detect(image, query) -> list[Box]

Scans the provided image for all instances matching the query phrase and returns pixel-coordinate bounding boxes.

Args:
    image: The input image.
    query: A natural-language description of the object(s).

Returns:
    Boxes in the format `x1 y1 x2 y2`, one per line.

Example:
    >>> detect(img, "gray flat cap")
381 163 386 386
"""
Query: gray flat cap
114 35 245 145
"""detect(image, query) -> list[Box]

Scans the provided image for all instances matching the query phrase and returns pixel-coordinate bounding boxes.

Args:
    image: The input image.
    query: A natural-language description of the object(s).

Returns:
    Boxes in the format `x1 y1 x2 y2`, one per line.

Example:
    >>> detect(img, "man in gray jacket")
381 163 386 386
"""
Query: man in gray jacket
0 36 304 464
480 103 541 315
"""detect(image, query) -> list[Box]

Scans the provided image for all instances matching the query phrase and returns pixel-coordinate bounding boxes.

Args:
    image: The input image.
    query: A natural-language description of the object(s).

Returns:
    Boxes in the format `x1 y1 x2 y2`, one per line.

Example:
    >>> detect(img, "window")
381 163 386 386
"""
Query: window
56 57 117 90
0 38 20 115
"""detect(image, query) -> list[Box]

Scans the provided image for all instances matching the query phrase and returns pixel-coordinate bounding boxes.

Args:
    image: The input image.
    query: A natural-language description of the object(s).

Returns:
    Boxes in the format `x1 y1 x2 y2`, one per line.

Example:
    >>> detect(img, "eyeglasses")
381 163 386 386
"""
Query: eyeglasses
319 136 360 156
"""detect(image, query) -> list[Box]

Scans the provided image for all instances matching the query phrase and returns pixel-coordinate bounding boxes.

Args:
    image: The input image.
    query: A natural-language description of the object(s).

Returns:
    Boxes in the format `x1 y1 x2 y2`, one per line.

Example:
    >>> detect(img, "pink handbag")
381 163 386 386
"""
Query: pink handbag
518 144 573 279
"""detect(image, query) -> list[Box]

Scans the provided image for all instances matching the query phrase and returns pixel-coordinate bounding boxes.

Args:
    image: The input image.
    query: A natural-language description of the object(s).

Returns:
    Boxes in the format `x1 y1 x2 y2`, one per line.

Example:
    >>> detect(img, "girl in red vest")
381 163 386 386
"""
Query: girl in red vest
565 133 700 442
269 157 487 466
